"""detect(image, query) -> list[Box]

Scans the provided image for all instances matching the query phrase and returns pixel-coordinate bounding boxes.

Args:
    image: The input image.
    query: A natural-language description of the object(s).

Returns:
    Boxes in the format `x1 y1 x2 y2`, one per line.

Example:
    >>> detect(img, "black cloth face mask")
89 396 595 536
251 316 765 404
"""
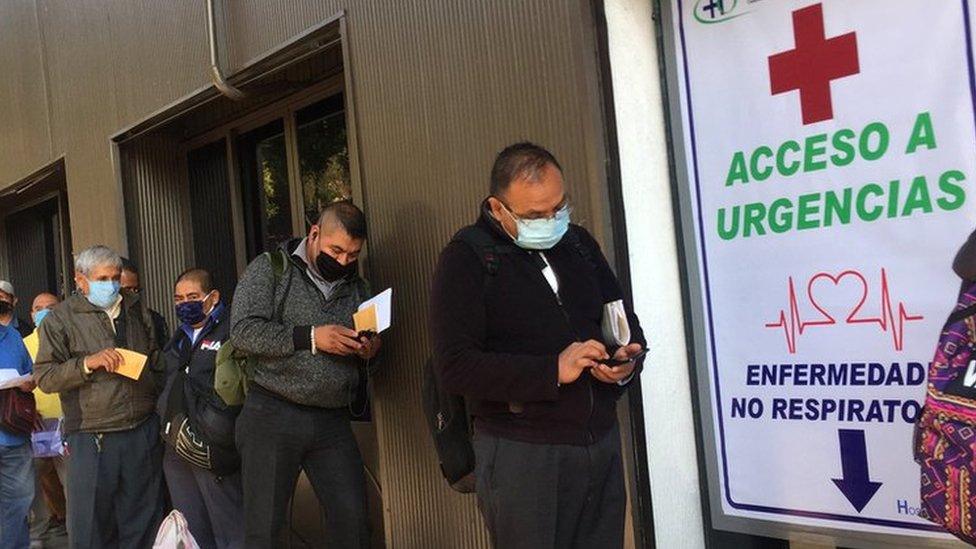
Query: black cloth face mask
315 251 358 282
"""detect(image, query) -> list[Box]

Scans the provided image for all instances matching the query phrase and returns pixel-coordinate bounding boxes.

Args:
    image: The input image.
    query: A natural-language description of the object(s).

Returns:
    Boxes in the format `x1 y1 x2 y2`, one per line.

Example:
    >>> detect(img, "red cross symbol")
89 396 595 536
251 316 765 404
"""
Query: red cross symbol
768 3 859 125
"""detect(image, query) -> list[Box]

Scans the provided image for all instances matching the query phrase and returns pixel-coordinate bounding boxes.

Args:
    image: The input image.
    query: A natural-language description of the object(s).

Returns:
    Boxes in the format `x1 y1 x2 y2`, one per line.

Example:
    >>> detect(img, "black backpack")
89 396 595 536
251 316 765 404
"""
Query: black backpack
423 224 595 493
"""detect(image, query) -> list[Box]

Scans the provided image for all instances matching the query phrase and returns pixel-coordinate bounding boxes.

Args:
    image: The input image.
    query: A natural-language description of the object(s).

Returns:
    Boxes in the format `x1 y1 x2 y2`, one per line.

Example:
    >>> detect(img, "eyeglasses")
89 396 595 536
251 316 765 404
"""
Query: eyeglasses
498 195 572 222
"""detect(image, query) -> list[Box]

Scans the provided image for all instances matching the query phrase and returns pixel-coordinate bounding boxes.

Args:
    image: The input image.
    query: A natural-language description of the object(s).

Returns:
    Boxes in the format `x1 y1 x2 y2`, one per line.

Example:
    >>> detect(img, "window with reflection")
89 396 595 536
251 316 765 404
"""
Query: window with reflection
296 94 351 228
238 119 292 259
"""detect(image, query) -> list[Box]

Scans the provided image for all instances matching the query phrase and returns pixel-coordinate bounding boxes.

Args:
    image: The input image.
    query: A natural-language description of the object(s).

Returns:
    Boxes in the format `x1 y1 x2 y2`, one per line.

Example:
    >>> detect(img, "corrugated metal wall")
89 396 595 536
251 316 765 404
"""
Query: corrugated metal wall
345 3 611 546
120 132 192 327
5 205 52 320
0 2 53 182
0 2 622 547
186 139 238 299
26 0 210 251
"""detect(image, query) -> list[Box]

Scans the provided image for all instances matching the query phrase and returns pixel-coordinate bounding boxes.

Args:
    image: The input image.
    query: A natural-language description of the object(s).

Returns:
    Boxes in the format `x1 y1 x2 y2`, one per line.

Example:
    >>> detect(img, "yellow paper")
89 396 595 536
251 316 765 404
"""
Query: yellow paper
353 305 378 333
115 349 148 381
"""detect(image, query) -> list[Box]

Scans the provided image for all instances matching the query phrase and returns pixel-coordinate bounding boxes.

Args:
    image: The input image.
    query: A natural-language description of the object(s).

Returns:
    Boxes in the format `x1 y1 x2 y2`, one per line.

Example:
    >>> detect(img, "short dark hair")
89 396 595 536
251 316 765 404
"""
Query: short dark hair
489 142 563 197
120 257 138 275
176 268 214 293
318 200 367 240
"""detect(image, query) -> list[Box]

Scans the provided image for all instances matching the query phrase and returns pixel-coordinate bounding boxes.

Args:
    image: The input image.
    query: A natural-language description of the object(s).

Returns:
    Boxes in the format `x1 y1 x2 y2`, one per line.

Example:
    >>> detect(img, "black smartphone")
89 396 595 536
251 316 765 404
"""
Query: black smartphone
604 348 647 367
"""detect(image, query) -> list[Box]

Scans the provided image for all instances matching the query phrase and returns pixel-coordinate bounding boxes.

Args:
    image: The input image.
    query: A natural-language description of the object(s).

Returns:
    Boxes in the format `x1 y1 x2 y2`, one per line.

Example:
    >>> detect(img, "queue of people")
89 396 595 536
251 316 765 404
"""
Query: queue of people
0 142 647 549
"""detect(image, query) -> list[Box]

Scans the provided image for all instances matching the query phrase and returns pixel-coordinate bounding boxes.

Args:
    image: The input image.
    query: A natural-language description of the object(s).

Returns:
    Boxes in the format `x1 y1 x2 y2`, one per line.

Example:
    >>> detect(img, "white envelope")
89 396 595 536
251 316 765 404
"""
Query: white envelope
358 288 393 333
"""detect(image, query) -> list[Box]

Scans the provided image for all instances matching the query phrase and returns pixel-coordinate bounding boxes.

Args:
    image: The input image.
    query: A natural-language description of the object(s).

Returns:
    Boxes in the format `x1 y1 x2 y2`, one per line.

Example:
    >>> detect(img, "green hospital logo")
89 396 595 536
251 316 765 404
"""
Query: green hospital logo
694 0 749 24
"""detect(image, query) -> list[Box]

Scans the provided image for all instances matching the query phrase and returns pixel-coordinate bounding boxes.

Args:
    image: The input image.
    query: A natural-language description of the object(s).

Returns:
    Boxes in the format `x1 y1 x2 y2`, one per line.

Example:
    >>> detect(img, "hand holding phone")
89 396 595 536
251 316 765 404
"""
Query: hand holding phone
590 344 643 385
603 347 647 367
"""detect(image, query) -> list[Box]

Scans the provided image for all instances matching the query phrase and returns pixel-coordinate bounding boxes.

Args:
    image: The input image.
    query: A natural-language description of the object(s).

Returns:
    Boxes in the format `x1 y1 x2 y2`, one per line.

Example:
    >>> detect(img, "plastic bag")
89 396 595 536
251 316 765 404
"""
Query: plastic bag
31 418 64 458
152 510 200 549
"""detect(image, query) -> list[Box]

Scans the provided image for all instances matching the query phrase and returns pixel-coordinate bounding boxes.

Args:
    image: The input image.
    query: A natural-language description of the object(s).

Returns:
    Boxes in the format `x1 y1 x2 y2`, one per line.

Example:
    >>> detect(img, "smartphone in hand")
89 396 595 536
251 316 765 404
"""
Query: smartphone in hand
604 348 647 367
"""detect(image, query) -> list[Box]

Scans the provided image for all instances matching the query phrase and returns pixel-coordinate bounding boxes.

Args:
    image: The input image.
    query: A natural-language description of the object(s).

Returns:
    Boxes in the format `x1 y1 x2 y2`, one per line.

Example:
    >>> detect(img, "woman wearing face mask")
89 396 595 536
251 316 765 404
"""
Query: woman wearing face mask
158 268 243 549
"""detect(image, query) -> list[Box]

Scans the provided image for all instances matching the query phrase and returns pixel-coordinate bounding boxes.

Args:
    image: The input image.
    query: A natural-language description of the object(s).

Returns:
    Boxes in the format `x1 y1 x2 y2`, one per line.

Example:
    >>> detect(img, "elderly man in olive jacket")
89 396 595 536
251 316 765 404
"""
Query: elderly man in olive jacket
35 245 164 549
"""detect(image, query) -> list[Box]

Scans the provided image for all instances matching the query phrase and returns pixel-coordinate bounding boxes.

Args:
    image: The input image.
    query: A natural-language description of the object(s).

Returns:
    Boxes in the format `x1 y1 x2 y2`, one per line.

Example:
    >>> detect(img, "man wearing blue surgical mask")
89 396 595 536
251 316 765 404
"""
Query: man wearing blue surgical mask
24 292 69 548
34 245 164 548
430 142 647 548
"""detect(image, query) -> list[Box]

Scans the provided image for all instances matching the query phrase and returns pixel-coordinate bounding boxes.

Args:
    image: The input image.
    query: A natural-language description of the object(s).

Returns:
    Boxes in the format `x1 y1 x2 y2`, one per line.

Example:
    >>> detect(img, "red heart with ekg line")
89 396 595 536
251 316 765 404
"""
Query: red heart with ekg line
806 270 869 326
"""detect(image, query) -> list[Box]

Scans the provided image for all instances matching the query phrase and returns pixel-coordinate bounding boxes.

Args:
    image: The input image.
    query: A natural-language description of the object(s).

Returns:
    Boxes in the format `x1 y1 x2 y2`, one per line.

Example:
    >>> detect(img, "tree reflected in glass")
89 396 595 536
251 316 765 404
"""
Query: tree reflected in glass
297 95 350 227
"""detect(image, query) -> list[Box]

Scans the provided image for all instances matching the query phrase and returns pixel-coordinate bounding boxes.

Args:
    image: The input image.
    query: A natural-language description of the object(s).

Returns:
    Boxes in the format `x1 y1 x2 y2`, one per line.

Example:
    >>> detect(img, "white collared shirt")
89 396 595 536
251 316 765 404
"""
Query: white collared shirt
102 295 123 334
538 253 559 295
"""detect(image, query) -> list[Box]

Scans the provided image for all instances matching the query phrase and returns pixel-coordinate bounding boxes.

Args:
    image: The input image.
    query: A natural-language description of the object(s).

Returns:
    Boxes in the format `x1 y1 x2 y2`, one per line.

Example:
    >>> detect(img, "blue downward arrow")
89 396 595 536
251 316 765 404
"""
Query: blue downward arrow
831 429 882 513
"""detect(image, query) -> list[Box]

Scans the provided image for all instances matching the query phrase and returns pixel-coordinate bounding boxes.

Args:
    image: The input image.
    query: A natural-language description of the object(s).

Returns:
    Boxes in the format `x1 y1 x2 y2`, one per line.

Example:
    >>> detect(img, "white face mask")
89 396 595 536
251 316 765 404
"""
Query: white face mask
500 202 572 250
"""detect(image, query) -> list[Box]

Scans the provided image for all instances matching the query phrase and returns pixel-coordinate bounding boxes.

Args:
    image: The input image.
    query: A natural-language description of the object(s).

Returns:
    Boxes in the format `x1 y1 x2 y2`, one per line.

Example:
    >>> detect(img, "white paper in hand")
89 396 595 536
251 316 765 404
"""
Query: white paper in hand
601 299 631 347
0 369 29 390
358 288 393 333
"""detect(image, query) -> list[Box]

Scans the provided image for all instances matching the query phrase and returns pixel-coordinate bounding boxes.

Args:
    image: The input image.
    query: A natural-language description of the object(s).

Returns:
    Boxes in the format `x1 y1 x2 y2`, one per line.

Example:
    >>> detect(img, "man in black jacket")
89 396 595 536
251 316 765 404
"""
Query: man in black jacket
430 142 646 548
121 258 170 346
159 268 243 549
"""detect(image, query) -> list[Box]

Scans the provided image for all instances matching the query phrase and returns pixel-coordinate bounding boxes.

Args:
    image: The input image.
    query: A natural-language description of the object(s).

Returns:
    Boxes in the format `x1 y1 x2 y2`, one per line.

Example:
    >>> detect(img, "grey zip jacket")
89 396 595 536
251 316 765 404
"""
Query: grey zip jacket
230 238 371 407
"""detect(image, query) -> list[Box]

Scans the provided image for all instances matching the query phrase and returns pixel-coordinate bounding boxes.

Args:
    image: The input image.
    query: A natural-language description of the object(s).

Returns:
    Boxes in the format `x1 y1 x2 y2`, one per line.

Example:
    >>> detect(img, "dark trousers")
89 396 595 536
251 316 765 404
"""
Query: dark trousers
473 425 626 549
29 455 67 543
163 447 244 549
37 456 67 520
65 418 165 549
235 387 368 549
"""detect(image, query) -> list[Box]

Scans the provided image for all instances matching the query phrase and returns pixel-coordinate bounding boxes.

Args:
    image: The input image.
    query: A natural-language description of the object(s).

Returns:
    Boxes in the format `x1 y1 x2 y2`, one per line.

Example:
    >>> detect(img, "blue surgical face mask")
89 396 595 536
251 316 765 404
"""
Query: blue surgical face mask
85 280 121 309
501 203 571 251
32 308 51 326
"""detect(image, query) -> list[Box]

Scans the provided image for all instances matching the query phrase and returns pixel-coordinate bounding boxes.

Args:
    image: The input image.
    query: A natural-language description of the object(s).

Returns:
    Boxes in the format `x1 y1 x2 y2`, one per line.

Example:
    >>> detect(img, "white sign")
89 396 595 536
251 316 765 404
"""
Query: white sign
672 0 976 536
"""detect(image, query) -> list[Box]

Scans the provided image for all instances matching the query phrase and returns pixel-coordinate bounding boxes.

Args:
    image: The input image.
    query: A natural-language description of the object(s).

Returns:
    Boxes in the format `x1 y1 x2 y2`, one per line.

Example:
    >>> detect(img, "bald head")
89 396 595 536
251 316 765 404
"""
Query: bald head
32 293 59 314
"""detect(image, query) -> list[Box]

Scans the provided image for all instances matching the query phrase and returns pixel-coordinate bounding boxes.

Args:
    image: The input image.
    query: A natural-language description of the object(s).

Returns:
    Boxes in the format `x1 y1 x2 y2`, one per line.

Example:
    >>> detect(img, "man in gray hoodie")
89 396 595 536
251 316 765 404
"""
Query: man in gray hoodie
231 201 381 548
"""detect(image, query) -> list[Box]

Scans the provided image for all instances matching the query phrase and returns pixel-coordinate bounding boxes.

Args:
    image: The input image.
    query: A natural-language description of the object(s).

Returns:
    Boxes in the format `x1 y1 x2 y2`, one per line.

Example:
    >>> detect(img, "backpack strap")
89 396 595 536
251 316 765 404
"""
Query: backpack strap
268 249 286 278
163 368 188 428
452 225 515 277
948 302 976 325
264 250 293 322
563 225 597 271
